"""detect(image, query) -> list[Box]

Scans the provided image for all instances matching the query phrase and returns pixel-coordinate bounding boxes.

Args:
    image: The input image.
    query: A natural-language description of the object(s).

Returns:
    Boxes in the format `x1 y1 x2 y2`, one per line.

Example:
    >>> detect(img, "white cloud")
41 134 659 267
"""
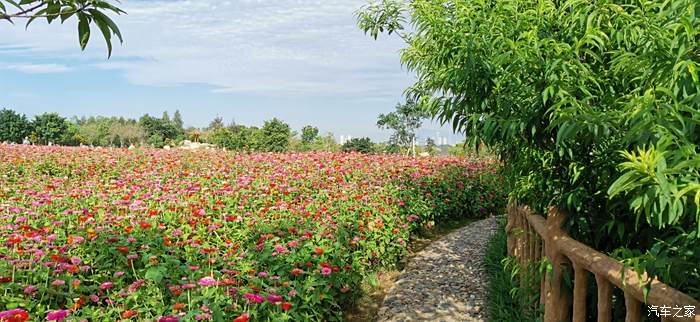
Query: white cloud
0 0 412 96
4 63 71 74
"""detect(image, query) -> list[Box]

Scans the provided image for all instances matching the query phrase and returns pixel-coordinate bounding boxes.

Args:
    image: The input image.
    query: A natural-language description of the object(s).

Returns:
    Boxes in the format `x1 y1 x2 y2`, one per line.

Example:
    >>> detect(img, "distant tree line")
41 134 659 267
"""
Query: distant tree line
0 107 456 155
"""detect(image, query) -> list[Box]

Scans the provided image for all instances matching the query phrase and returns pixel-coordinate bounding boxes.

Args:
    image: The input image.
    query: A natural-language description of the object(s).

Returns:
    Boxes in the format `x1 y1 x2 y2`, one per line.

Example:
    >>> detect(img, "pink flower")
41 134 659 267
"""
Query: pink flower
99 282 114 290
158 316 179 322
51 280 65 287
321 267 332 276
46 309 70 321
23 285 37 295
288 289 298 297
198 277 217 287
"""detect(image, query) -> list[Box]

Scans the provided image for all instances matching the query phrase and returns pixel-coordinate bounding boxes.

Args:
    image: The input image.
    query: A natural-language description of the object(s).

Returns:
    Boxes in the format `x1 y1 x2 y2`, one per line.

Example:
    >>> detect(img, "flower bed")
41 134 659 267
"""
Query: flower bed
0 146 503 321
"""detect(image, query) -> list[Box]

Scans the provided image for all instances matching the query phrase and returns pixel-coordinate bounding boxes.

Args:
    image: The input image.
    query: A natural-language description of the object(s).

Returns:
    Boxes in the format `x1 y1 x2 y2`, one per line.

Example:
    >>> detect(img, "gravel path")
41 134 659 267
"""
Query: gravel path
375 216 499 322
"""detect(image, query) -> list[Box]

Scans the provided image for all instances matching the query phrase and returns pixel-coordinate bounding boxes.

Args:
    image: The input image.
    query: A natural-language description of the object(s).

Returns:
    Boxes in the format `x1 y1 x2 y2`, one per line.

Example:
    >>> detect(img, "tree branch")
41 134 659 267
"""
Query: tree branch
1 2 46 21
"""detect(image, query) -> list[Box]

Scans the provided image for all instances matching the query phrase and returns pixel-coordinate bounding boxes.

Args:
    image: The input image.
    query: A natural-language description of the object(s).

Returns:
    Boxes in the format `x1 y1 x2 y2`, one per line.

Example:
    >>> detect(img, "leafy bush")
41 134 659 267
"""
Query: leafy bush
359 0 700 298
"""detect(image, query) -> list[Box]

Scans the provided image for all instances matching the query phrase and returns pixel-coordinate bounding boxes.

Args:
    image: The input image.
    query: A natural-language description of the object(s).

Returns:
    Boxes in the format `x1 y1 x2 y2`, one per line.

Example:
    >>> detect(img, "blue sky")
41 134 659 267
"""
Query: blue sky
0 0 462 143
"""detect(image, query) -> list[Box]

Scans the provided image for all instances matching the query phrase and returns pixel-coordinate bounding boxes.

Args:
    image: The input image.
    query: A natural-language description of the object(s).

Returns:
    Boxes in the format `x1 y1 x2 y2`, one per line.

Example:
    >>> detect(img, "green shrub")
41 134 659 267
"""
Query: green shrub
359 0 700 298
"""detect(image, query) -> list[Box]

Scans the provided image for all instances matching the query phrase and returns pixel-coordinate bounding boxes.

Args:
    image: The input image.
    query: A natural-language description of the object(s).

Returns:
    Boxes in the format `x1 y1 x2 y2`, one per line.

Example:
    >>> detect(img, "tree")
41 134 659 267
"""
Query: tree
139 114 178 145
208 116 224 131
301 125 319 144
173 110 184 132
258 118 291 152
359 0 700 298
0 0 125 57
341 137 375 154
376 100 428 156
0 108 31 143
425 138 437 156
31 112 67 145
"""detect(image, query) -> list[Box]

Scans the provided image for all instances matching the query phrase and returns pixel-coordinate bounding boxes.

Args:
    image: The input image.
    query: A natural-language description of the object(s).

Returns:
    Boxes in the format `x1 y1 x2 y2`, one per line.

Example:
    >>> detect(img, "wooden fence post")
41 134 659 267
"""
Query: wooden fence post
543 207 572 322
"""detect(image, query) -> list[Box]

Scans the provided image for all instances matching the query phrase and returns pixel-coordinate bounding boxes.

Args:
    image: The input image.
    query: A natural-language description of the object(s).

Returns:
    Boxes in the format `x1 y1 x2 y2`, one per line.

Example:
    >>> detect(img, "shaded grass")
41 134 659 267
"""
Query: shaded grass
485 218 539 321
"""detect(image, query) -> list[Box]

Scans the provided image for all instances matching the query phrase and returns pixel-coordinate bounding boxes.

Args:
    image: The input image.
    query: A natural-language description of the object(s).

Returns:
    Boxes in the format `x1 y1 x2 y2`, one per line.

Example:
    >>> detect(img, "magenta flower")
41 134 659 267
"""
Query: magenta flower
244 293 264 303
158 316 179 322
99 282 114 290
46 309 70 321
198 277 217 287
267 294 283 304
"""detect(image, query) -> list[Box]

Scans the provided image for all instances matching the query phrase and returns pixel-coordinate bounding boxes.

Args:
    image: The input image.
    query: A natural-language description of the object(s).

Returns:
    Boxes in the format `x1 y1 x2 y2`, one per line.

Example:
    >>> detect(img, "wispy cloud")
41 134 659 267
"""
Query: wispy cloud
0 0 411 96
4 63 71 74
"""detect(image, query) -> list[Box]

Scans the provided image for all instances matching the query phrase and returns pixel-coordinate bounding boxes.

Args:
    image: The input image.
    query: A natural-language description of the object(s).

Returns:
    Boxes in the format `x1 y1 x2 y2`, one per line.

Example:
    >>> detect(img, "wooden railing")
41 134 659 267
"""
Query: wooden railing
506 203 700 322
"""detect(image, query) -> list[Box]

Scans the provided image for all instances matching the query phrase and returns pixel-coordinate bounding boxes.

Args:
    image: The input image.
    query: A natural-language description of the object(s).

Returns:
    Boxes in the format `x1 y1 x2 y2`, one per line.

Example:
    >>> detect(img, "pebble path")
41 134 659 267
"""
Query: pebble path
375 216 500 322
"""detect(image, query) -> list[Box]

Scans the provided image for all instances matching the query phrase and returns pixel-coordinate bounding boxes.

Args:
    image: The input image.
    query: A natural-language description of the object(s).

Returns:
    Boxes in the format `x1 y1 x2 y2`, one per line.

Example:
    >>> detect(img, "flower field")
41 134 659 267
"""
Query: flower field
0 145 503 321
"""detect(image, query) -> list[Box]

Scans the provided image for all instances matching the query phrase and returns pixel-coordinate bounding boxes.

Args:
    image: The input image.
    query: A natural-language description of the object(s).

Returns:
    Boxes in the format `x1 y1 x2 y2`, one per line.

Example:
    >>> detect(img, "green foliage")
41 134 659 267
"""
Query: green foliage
377 99 428 155
359 0 700 298
485 219 543 321
75 116 145 147
0 108 31 143
301 125 319 144
172 110 184 132
341 137 375 154
424 138 437 156
258 118 292 152
31 112 67 145
139 113 180 147
0 0 124 57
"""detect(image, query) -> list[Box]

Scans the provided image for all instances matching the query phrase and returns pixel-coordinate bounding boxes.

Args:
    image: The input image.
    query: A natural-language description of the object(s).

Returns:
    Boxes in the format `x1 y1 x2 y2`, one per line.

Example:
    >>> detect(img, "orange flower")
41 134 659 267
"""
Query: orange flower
172 303 186 311
121 310 138 319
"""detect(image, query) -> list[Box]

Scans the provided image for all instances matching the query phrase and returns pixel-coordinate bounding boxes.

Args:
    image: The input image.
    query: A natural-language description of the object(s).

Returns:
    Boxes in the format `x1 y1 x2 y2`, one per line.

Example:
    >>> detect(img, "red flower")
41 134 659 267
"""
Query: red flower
281 302 293 311
233 313 249 322
314 247 324 255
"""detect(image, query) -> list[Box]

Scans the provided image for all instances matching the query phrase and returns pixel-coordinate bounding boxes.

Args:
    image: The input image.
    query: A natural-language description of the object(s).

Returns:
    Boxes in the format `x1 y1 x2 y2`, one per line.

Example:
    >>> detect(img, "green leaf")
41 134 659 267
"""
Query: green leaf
77 12 90 50
145 267 163 283
46 1 60 24
90 9 122 43
89 9 112 57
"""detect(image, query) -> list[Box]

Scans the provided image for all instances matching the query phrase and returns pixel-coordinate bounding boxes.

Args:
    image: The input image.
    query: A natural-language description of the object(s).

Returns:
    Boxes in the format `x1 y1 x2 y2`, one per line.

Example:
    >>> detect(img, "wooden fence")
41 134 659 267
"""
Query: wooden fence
506 203 700 322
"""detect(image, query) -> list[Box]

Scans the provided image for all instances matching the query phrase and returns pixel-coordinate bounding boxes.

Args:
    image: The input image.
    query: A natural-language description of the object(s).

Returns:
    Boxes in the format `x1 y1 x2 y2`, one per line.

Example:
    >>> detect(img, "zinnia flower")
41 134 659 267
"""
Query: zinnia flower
99 282 114 290
0 309 29 322
244 293 264 303
198 277 217 287
321 267 332 276
267 294 283 304
158 316 179 322
232 314 249 322
46 309 70 321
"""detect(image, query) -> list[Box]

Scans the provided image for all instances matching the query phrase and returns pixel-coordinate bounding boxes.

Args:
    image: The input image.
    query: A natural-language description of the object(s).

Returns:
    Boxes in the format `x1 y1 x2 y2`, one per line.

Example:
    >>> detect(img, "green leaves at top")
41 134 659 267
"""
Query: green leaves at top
2 0 125 57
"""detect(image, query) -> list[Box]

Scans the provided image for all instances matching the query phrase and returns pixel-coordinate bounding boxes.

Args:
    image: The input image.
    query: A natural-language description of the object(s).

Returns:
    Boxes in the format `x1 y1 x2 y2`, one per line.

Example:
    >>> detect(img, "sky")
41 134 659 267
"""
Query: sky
0 0 462 144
